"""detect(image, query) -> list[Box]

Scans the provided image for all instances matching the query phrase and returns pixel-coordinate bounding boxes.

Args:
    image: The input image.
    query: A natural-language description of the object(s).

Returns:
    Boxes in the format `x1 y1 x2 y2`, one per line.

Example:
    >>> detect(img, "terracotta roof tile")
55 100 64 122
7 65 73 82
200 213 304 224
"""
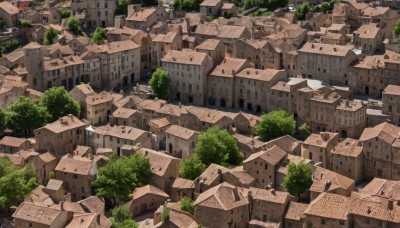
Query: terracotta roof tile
285 201 308 221
243 145 287 166
0 136 28 148
304 192 350 220
166 125 198 140
40 115 85 133
130 184 169 199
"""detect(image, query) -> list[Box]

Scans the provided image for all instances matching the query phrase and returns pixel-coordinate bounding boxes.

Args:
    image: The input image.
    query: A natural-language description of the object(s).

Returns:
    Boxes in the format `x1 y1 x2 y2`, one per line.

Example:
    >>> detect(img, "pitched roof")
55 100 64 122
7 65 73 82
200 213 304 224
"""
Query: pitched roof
170 177 194 189
13 202 63 225
360 178 400 201
298 43 355 57
243 145 287 166
162 49 210 65
86 92 113 105
311 166 354 194
137 148 180 177
40 115 85 133
78 196 105 215
194 182 248 210
72 84 95 95
102 125 148 141
217 25 248 39
200 0 222 7
88 40 139 54
149 117 171 129
111 108 138 119
285 201 308 221
0 136 28 148
127 8 157 21
359 122 400 144
0 1 19 15
210 58 251 78
260 135 300 154
236 68 284 81
55 155 94 176
303 132 338 148
165 125 197 140
355 23 380 39
152 32 179 43
195 39 223 51
331 138 363 157
246 187 290 204
304 192 350 220
130 184 169 199
384 85 400 96
66 213 111 228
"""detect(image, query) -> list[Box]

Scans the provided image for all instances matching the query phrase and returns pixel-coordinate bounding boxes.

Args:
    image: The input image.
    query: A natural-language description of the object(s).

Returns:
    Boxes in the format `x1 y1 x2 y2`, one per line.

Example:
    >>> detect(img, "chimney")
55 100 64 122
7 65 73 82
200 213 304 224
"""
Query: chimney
389 199 394 210
68 114 73 119
270 188 276 195
247 190 253 217
325 180 332 191
60 201 64 211
96 214 101 224
333 47 337 52
217 169 223 183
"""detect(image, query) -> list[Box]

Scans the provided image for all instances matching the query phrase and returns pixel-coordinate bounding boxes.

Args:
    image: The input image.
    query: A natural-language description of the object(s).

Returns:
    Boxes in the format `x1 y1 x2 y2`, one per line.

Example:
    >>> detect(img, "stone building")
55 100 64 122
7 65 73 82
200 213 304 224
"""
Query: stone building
0 136 30 153
309 91 341 133
162 49 213 105
126 185 169 216
335 100 367 138
207 58 253 109
86 92 113 125
330 138 364 184
125 5 168 30
233 39 283 70
165 125 198 159
284 201 308 228
34 115 85 158
217 25 252 55
382 85 400 126
149 118 171 150
168 177 194 202
297 43 357 86
70 0 116 28
0 1 19 27
54 154 106 201
235 68 287 113
304 192 351 228
195 39 225 65
13 202 71 227
199 0 223 17
302 132 339 169
359 122 400 180
194 182 249 228
353 23 384 54
151 32 182 70
92 125 152 155
243 145 287 189
109 107 143 129
269 78 308 114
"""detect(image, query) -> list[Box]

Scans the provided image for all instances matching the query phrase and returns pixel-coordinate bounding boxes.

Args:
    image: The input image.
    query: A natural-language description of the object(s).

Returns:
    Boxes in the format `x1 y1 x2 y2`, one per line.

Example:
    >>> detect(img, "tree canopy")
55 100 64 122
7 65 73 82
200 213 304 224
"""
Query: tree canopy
395 21 400 36
173 0 203 11
0 108 6 130
116 0 158 15
299 123 311 139
255 110 295 141
179 155 206 180
180 196 194 213
149 68 170 98
282 162 313 197
6 97 51 136
295 2 313 20
93 154 152 205
67 17 83 36
41 86 80 121
244 0 288 10
161 203 170 224
0 156 38 210
92 27 107 45
44 27 59 45
110 205 138 228
180 127 242 180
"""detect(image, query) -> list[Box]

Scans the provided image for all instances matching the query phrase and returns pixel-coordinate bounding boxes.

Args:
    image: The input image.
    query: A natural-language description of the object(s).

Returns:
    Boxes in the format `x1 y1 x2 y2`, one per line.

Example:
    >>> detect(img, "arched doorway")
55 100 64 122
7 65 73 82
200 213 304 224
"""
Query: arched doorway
122 76 128 86
256 105 261 113
176 93 181 101
220 99 226 107
239 99 244 109
247 103 252 111
341 130 347 138
188 96 193 103
68 78 73 90
365 86 369 95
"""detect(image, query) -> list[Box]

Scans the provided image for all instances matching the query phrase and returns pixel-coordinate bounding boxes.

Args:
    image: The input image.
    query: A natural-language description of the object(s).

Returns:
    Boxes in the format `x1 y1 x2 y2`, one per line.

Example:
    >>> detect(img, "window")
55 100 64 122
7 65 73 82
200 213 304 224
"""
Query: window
321 219 325 225
73 174 77 179
81 186 85 193
339 221 345 225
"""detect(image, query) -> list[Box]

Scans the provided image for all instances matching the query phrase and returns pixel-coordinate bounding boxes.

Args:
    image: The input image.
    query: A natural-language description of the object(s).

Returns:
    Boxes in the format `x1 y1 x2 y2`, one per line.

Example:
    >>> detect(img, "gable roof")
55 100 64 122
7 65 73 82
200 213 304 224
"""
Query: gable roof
304 192 350 220
243 145 287 165
130 184 169 200
137 148 180 177
165 125 197 140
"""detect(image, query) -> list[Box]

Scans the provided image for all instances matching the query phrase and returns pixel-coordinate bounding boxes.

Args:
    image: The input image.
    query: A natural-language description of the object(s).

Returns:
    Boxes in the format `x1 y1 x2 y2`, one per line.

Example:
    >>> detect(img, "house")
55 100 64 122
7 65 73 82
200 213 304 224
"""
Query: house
304 193 351 228
193 182 249 228
162 49 213 105
34 115 86 158
85 92 113 125
0 1 19 27
70 0 116 28
200 0 223 17
165 125 198 159
54 154 107 201
125 185 169 216
330 138 364 184
136 148 181 192
382 85 400 126
301 132 339 169
151 32 182 70
0 136 30 153
310 166 355 201
68 84 96 116
109 107 143 129
195 39 225 65
125 5 168 30
168 177 195 202
353 23 384 54
217 25 252 55
13 202 71 227
284 201 308 228
243 145 288 189
148 118 171 150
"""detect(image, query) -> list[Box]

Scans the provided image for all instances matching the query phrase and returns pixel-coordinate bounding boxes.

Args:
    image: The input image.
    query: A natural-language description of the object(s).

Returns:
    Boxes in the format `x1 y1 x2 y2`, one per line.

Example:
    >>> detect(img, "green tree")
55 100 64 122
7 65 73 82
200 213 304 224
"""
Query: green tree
180 196 194 213
282 162 312 199
59 9 71 18
179 155 206 180
44 27 59 45
223 11 232 19
93 154 152 206
92 27 107 45
0 19 6 30
19 19 33 28
67 17 83 36
255 110 295 141
173 0 203 11
161 203 170 224
295 2 312 20
196 127 243 166
41 86 80 121
0 156 39 210
149 68 170 98
110 205 138 228
116 0 158 15
0 109 6 130
299 123 311 138
0 39 19 56
395 21 400 36
6 97 51 136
